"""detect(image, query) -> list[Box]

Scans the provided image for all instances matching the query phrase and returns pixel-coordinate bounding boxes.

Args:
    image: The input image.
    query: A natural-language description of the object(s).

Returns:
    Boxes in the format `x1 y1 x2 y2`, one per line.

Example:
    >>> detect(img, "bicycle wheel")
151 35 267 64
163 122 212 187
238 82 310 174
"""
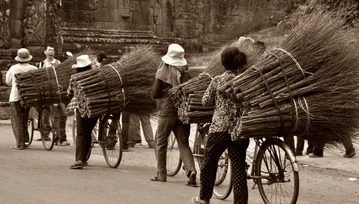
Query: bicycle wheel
255 138 299 204
167 132 182 177
213 151 233 200
85 122 99 162
26 118 34 147
193 124 209 169
99 113 123 168
39 106 55 151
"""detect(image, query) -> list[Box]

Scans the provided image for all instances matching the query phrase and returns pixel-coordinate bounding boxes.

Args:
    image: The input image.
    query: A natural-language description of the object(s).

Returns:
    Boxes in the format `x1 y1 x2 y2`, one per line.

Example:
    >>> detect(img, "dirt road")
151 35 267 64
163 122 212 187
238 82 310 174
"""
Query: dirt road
0 121 358 204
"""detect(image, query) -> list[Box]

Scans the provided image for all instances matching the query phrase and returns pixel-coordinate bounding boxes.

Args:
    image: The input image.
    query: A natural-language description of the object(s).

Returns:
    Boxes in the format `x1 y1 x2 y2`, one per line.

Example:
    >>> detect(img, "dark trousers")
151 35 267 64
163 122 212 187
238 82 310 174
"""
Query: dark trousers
55 103 68 142
296 136 313 154
10 101 30 147
156 116 196 177
200 132 249 204
121 111 130 149
75 110 98 162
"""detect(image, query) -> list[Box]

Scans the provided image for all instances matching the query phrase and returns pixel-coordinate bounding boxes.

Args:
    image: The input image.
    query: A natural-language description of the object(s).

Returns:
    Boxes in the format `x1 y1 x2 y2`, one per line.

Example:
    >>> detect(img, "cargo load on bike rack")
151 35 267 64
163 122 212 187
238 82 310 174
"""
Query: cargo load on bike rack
170 37 264 124
69 46 160 118
15 49 98 107
221 10 359 145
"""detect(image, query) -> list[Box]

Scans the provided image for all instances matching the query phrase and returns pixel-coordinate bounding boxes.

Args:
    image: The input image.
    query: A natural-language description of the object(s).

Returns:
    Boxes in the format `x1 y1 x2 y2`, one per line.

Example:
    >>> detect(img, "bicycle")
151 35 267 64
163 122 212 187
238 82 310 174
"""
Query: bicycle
166 132 182 176
71 110 123 168
27 105 57 150
193 123 300 204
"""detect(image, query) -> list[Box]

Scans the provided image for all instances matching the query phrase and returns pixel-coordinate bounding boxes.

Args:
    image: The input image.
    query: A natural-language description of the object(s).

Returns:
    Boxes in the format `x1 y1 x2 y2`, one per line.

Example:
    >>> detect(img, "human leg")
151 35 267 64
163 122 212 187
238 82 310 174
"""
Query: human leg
10 101 25 149
342 137 356 158
309 141 325 157
228 138 249 204
173 119 196 184
57 103 69 145
121 111 130 149
128 114 141 147
139 114 155 148
199 132 229 201
75 111 98 162
296 136 304 156
152 116 176 181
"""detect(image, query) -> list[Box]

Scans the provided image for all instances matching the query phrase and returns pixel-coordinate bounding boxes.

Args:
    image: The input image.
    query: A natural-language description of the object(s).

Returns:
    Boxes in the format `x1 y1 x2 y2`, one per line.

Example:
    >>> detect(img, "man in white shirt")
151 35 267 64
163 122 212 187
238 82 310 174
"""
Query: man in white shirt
6 48 38 150
37 45 70 146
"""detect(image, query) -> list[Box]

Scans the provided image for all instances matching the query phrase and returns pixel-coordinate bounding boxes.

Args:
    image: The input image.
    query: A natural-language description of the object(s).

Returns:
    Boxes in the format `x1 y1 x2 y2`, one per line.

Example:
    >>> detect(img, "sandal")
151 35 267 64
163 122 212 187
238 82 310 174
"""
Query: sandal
191 197 208 204
150 176 166 182
70 161 83 169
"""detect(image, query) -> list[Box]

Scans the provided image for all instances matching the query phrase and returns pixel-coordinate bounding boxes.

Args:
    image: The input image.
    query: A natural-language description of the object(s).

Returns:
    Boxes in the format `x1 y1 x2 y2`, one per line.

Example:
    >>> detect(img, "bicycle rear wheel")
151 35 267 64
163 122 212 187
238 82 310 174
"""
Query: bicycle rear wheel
167 132 182 177
26 118 34 147
39 106 55 151
213 151 233 200
99 113 123 168
255 138 299 204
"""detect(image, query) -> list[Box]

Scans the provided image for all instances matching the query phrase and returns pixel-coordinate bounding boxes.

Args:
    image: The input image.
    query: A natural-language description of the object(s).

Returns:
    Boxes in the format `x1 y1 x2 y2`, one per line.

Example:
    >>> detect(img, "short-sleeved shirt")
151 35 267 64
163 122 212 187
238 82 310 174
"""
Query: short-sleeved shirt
202 71 238 134
6 63 38 102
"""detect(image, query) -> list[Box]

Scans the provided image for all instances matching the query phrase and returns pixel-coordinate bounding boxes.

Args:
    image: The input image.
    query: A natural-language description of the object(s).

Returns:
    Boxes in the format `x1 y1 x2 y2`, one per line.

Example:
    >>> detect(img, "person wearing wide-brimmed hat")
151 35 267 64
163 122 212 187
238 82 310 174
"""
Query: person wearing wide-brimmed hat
6 48 38 150
151 43 197 186
67 55 99 169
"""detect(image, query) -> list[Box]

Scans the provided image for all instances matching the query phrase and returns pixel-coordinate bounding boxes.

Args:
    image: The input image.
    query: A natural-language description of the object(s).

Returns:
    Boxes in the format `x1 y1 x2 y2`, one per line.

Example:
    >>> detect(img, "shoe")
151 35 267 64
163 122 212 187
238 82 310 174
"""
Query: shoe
150 176 166 182
148 145 155 149
191 197 209 204
10 145 25 150
70 161 84 169
306 150 313 155
60 141 70 146
343 151 356 158
186 171 198 187
309 153 323 158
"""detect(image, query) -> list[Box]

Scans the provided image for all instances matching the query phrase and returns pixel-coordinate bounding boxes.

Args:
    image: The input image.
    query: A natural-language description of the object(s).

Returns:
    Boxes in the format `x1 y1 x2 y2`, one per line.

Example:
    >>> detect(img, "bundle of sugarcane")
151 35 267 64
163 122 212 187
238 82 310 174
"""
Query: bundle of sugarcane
171 37 264 124
224 10 359 144
70 46 160 118
15 49 97 107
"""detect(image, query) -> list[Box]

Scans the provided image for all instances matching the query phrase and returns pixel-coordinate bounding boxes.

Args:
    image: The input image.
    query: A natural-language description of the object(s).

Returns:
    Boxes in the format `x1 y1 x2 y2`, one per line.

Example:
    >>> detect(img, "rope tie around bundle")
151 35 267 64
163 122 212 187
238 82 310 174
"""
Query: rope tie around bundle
107 63 128 108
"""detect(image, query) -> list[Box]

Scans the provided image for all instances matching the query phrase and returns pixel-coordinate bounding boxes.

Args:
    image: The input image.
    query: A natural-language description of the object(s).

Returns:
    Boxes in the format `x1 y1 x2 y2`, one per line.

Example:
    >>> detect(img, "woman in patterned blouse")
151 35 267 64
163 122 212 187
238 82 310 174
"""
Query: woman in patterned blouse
192 47 250 204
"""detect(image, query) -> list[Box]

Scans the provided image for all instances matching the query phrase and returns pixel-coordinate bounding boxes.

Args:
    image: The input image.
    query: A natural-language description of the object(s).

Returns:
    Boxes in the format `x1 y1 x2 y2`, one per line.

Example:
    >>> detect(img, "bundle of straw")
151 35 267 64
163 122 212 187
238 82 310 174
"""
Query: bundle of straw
15 49 97 107
70 46 160 118
171 37 265 124
224 10 359 144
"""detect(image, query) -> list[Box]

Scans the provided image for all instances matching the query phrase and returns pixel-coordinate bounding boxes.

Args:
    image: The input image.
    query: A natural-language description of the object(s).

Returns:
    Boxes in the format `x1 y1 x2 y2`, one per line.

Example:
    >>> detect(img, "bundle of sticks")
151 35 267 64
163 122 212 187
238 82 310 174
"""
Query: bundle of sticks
16 49 97 107
171 37 265 124
223 10 359 144
70 46 160 118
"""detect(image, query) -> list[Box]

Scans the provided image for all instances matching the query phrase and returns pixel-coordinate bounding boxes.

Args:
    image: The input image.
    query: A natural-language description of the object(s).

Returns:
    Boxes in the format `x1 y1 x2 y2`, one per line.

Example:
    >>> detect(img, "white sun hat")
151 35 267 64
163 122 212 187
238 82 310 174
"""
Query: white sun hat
72 55 92 68
161 43 187 66
15 48 33 62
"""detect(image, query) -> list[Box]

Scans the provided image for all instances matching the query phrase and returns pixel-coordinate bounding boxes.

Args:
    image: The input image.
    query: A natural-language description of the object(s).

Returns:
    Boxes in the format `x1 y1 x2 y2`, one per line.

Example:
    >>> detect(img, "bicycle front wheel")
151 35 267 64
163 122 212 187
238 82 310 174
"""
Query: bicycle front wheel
167 132 182 177
255 138 299 204
26 118 34 147
99 113 123 168
39 106 55 151
213 150 233 200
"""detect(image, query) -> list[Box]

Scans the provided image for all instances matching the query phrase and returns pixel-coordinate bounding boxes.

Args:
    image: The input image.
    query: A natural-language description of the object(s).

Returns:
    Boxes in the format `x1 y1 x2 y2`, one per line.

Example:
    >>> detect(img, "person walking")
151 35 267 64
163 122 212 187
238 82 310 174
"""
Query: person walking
192 47 250 204
6 48 38 150
128 113 155 149
68 55 99 169
150 43 197 186
34 45 70 146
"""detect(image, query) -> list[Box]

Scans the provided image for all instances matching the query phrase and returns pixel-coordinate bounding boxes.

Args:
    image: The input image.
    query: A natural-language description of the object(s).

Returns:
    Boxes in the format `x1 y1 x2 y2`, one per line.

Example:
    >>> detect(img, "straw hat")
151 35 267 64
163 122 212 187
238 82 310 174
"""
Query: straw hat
161 44 187 66
72 55 92 68
15 48 33 62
